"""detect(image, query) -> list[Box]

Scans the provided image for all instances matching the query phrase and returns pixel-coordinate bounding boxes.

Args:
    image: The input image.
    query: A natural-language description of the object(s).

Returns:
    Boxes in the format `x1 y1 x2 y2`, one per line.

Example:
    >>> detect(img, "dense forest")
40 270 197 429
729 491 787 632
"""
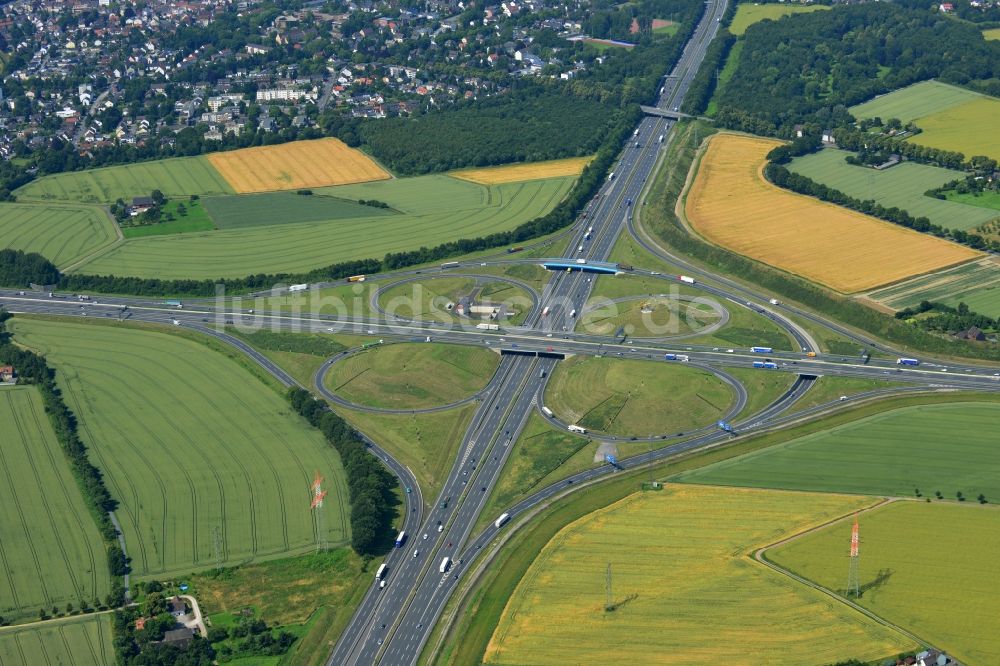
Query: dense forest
715 3 1000 133
359 87 616 175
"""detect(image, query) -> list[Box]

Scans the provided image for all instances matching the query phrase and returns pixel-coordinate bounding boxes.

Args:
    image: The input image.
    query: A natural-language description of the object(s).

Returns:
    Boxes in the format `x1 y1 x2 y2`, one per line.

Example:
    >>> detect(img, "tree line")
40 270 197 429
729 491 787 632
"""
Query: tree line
714 3 1000 135
0 310 129 612
680 30 735 116
896 299 998 337
287 387 397 557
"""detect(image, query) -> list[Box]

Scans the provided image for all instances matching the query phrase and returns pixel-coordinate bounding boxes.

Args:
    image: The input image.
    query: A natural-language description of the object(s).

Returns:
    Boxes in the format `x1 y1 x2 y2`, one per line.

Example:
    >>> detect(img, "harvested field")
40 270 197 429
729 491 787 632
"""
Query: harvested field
206 138 390 193
485 485 913 665
450 157 591 184
868 256 1000 317
729 3 828 35
685 134 978 293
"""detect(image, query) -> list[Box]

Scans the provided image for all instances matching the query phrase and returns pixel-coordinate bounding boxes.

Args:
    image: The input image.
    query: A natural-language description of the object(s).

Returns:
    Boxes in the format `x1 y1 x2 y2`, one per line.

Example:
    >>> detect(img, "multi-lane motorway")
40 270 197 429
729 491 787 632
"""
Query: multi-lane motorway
3 0 999 662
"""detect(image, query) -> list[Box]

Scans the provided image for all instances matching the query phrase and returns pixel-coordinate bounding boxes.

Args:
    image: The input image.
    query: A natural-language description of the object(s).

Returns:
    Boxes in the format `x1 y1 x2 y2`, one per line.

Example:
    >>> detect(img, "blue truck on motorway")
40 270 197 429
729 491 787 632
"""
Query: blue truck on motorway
750 346 772 353
896 357 920 366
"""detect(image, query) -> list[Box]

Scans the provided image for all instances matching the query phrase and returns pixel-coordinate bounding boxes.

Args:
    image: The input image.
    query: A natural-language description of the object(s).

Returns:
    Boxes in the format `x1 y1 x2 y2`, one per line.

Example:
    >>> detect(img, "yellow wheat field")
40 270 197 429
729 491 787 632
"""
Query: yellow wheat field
485 485 913 665
206 138 390 193
685 134 978 293
451 156 592 185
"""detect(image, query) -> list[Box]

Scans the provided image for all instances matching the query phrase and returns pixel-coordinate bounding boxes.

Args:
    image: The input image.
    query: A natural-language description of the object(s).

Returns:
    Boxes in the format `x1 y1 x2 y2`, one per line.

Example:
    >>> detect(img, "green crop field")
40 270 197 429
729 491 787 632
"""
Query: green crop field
9 319 350 579
675 402 1000 500
788 149 997 231
769 501 1000 664
325 343 499 409
545 356 734 436
16 156 234 203
849 80 980 125
0 614 114 666
378 277 533 325
486 485 912 665
945 189 1000 212
71 176 575 279
316 175 489 215
868 257 1000 317
729 3 828 35
0 203 118 268
203 192 394 229
0 387 110 622
850 80 1000 162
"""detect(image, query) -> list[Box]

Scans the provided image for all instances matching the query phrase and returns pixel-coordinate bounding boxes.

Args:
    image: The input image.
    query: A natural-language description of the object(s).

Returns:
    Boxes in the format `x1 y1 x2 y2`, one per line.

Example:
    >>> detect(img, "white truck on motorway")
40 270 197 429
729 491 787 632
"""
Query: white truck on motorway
768 298 780 305
679 275 696 284
541 406 554 417
476 323 500 331
440 557 451 573
495 513 511 529
567 424 587 434
289 283 308 292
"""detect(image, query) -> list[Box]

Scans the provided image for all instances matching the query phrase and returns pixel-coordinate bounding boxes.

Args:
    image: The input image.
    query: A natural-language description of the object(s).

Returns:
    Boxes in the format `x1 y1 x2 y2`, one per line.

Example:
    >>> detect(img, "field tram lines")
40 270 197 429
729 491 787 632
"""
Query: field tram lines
1 396 56 605
0 395 25 611
62 368 161 576
21 398 94 603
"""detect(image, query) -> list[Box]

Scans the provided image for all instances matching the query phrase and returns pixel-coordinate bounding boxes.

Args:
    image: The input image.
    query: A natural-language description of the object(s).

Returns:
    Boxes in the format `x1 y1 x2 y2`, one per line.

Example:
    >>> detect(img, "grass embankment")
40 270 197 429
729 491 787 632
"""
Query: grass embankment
336 404 477 502
325 343 499 409
9 318 351 579
485 485 911 664
377 277 532 325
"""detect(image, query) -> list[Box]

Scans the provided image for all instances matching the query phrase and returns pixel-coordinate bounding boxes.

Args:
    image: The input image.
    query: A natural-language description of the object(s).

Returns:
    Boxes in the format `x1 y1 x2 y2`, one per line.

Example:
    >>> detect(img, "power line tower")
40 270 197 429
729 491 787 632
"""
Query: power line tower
846 515 860 597
311 472 328 552
604 562 613 611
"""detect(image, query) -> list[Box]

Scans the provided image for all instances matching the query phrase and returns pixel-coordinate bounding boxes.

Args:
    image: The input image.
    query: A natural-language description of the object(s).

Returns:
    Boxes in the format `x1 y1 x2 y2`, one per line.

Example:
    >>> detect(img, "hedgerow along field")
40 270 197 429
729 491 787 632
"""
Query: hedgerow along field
0 614 114 666
769 501 1000 664
685 133 978 293
849 80 1000 162
15 155 234 203
544 356 734 436
0 203 118 268
675 401 1000 500
788 148 998 231
324 343 499 410
867 257 1000 317
72 176 576 279
0 387 110 622
485 485 912 665
450 156 591 184
205 138 390 193
728 2 828 35
9 318 350 580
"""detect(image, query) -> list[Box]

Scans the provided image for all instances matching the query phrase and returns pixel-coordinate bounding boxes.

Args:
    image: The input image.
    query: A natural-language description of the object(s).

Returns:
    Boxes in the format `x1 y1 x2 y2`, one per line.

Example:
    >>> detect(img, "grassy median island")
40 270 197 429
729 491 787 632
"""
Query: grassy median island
545 356 734 436
325 343 499 409
9 318 351 580
377 277 533 326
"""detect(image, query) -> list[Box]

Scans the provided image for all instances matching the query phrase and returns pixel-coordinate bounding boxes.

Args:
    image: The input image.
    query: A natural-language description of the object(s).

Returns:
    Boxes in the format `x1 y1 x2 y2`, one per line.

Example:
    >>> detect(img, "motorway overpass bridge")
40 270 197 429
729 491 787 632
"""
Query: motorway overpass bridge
640 105 691 120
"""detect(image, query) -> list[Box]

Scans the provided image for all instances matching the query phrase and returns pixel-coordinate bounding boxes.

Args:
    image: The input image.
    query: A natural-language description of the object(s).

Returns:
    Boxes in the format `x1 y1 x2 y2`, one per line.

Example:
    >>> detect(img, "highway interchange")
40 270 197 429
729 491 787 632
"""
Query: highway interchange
3 0 1000 662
